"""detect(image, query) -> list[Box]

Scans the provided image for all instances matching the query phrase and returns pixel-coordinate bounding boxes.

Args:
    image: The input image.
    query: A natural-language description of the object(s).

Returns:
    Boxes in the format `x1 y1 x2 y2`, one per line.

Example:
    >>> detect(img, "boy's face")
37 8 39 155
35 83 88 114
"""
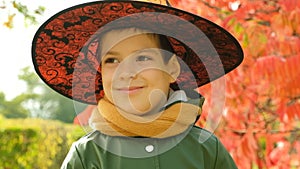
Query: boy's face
100 30 179 115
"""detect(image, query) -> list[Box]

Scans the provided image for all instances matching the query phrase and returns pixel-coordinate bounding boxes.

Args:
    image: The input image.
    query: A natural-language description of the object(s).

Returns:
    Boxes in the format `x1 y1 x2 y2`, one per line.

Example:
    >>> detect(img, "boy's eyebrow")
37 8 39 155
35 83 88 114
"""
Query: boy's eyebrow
140 48 160 52
105 48 161 56
135 48 161 55
105 50 120 56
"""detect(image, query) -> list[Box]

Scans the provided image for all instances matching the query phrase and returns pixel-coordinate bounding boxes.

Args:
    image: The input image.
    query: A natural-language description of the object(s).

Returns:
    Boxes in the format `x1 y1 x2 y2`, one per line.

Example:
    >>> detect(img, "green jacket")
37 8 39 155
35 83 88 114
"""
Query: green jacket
61 126 237 169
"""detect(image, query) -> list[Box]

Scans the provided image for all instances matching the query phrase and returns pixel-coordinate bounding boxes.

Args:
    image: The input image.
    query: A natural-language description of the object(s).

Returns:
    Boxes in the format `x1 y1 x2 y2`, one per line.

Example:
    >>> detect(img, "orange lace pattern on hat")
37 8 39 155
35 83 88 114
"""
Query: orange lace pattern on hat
137 0 167 5
32 1 243 104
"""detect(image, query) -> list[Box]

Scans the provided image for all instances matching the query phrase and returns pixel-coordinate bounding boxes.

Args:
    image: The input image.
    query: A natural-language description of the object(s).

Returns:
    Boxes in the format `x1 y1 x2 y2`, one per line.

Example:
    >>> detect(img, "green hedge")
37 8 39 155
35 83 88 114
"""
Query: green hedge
0 116 85 169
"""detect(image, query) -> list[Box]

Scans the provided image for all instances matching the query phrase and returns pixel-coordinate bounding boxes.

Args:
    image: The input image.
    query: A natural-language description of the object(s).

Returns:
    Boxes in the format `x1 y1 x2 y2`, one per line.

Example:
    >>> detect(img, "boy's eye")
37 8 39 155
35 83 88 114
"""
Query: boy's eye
103 58 119 64
136 55 153 62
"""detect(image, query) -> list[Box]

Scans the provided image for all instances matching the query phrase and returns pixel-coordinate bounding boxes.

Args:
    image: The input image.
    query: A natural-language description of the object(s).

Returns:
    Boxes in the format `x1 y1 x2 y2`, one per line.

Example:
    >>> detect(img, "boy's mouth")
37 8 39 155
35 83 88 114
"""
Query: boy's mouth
116 86 144 94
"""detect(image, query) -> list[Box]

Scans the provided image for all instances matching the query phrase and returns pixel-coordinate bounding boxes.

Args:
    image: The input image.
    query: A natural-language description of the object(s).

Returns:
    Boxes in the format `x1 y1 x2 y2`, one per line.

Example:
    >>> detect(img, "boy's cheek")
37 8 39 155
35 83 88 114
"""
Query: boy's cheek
101 69 115 80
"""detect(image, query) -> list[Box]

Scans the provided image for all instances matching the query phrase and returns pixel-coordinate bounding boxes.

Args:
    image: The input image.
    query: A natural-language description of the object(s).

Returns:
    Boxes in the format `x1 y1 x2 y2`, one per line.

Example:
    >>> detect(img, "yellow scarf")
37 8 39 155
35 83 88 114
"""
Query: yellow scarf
90 97 204 138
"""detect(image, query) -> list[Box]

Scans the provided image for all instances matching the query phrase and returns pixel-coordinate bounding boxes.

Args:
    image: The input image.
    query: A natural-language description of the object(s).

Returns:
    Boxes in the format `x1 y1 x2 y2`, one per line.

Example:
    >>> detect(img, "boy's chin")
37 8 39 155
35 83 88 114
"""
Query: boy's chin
116 103 165 119
116 104 155 115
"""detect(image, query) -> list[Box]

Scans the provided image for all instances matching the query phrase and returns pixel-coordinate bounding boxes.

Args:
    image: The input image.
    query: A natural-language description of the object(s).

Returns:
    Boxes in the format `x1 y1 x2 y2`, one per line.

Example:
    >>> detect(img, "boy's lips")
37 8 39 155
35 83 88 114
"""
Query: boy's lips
115 86 145 93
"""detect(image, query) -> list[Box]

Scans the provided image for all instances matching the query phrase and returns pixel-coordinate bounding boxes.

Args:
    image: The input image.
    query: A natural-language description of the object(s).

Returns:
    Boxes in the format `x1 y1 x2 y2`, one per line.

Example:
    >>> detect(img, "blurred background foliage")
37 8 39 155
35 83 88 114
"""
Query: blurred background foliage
1 0 45 28
0 116 84 169
0 67 87 123
0 2 87 168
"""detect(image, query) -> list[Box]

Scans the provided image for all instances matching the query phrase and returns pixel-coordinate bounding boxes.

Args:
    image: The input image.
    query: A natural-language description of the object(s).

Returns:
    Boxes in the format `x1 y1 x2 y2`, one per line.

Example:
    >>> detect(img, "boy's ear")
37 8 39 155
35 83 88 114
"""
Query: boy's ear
167 55 180 83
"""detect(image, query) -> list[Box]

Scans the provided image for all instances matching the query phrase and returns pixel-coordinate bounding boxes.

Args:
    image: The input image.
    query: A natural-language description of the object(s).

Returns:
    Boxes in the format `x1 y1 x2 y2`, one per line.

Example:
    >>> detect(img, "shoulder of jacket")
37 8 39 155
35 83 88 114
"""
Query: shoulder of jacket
72 130 101 147
188 126 220 145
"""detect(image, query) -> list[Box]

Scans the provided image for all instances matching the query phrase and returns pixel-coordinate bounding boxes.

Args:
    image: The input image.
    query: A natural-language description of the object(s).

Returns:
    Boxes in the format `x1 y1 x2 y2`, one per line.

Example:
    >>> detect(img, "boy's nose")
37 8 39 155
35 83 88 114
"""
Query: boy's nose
119 71 137 80
117 59 138 80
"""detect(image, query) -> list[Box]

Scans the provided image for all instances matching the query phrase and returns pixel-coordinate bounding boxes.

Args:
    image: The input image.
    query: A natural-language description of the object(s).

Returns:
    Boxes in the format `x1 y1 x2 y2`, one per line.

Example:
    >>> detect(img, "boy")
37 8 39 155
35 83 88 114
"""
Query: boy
64 27 237 168
32 1 243 168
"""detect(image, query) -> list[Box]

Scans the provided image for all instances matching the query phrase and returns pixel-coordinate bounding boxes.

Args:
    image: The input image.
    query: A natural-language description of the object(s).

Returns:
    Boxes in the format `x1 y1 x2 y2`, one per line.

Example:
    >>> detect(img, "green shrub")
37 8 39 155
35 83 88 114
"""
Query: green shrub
0 117 85 169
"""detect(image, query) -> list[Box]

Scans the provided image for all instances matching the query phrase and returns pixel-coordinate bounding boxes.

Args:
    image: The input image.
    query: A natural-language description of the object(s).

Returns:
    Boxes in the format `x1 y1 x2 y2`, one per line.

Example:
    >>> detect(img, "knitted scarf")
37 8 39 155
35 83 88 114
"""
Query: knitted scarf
89 97 203 138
